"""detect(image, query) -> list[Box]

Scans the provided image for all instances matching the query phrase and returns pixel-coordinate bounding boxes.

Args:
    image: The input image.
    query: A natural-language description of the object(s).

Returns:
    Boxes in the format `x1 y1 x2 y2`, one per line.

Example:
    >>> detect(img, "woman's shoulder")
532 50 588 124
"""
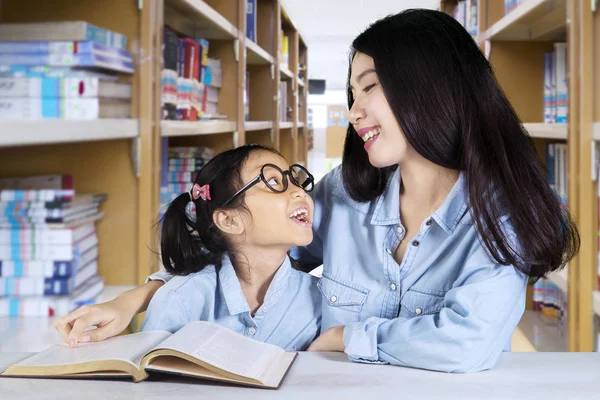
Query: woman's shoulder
315 165 372 214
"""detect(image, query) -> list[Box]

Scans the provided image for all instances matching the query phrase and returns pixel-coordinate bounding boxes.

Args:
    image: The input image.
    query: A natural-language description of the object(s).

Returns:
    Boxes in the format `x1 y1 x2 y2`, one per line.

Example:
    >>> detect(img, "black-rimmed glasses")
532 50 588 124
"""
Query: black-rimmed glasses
222 163 314 207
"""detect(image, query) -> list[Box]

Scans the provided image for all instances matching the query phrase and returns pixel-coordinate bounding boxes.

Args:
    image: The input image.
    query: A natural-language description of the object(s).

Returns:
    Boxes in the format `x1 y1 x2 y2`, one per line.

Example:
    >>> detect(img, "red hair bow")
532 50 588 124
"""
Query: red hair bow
190 183 211 201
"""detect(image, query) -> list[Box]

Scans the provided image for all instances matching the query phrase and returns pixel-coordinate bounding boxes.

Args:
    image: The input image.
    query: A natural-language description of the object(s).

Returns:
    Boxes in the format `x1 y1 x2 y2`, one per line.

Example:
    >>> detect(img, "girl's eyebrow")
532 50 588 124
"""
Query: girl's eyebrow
348 69 376 90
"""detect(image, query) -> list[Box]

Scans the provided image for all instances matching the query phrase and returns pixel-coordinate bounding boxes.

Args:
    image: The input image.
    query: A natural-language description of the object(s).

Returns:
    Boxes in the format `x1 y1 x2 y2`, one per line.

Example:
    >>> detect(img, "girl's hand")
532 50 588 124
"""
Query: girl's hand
54 281 164 347
54 298 136 347
307 326 346 352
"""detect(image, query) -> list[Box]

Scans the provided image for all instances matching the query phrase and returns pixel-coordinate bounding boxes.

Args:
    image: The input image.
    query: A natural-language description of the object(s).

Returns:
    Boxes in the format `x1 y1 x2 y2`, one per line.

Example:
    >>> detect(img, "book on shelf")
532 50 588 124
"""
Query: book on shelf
1 321 297 389
0 41 132 61
0 77 132 99
247 0 257 42
0 53 134 74
0 97 131 119
0 21 127 50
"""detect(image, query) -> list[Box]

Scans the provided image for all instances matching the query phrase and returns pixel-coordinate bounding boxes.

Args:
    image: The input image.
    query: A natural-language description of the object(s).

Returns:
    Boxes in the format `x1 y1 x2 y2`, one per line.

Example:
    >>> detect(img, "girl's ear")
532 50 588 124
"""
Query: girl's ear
213 209 245 236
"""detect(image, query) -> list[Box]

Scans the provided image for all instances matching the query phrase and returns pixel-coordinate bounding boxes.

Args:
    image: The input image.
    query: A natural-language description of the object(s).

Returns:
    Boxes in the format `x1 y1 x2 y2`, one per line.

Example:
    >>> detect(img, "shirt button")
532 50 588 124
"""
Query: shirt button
248 327 257 335
390 283 397 291
330 295 338 303
412 240 420 247
415 308 423 315
426 219 432 226
386 248 393 255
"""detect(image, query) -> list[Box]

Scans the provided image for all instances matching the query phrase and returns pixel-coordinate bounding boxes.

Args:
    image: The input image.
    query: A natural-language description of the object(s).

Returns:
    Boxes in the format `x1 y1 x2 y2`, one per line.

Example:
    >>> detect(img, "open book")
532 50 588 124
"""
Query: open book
0 321 297 389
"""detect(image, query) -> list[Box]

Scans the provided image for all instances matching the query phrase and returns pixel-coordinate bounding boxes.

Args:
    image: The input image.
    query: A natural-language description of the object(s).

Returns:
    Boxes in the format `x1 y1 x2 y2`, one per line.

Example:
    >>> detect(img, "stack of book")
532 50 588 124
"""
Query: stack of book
159 145 215 218
544 43 568 124
0 21 134 120
0 174 106 317
532 278 567 322
161 26 224 121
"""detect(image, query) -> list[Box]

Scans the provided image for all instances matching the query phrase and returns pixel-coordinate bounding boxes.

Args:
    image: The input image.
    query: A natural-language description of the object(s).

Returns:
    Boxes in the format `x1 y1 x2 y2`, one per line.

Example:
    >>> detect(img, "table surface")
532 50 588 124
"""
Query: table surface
1 352 599 400
0 285 136 353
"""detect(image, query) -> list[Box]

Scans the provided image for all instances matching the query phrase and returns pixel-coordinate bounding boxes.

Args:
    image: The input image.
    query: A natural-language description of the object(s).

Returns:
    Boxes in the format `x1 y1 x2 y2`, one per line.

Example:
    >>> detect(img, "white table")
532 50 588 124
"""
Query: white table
0 285 136 352
0 352 598 399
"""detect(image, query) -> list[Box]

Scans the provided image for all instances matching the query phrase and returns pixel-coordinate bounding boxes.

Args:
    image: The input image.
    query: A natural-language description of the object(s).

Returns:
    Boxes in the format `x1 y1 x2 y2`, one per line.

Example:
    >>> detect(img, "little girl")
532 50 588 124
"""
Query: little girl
58 144 321 351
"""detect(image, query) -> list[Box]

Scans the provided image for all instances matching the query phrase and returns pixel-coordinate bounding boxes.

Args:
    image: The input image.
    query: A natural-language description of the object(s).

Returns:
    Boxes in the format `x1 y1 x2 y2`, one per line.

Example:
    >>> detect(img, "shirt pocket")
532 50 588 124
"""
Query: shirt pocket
399 288 445 318
317 275 368 313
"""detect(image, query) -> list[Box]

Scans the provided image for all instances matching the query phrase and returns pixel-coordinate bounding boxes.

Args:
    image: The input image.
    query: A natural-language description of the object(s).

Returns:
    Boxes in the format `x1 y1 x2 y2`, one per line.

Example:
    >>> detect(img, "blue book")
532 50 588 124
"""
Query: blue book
0 41 132 61
0 53 134 74
0 259 73 278
246 0 257 42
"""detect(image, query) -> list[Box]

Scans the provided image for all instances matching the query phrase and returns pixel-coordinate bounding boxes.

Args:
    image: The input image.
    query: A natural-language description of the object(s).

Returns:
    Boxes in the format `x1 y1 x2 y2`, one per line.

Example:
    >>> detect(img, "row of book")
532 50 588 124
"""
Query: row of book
159 142 216 218
161 26 223 121
453 0 478 36
544 43 568 124
0 174 105 317
0 21 133 120
532 278 567 322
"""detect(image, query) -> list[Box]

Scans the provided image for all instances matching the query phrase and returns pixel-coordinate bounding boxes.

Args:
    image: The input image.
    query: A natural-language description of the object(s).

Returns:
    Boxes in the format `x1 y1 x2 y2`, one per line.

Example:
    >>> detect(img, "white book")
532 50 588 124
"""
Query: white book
1 321 297 389
0 78 131 99
0 97 130 120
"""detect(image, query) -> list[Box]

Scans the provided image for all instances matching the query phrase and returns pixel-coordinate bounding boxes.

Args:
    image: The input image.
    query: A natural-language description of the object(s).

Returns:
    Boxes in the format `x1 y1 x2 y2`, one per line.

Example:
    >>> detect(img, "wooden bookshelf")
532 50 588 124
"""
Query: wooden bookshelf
523 123 568 140
0 0 309 302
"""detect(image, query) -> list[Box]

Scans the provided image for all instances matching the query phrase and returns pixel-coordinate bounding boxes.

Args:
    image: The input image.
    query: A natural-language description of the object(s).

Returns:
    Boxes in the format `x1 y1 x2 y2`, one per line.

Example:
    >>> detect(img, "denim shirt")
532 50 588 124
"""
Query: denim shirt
290 166 527 373
149 166 527 373
142 254 321 352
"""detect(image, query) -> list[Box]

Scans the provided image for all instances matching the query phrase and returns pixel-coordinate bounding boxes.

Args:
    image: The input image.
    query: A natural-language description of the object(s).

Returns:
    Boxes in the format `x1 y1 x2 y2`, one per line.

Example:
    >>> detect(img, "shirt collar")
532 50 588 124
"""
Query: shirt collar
431 171 468 234
370 167 401 226
370 167 468 234
218 253 292 316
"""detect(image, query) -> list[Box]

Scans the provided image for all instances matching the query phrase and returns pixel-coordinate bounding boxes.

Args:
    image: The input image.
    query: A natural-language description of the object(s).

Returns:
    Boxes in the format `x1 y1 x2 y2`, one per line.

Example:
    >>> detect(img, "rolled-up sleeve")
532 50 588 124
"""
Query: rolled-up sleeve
343 263 527 373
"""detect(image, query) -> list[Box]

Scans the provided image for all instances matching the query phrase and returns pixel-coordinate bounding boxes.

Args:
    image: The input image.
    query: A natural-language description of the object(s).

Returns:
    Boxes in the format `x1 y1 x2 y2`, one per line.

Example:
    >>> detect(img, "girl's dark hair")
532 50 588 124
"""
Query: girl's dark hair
342 9 579 278
160 144 280 275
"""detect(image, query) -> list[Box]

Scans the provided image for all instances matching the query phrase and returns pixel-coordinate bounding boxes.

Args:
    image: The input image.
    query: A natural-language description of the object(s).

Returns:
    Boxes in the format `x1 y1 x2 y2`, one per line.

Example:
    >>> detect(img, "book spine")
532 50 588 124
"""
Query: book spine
84 23 127 50
246 0 257 42
554 43 568 124
0 228 73 245
0 53 134 74
0 41 132 60
0 77 105 98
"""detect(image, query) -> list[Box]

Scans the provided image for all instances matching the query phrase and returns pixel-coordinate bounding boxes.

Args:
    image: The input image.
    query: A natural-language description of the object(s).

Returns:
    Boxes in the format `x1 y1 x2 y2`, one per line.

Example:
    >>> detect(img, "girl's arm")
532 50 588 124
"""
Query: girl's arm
54 280 165 347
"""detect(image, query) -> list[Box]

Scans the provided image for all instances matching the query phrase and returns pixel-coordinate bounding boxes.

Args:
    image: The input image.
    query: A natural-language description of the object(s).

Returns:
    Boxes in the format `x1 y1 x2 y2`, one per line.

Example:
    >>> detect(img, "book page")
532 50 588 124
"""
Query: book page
151 321 284 381
12 330 171 370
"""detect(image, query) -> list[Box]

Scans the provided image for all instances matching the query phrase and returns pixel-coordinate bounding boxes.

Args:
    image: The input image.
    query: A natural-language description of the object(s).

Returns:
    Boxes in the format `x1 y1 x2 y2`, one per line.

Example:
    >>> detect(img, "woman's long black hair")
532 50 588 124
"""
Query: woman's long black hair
160 144 280 275
342 9 579 278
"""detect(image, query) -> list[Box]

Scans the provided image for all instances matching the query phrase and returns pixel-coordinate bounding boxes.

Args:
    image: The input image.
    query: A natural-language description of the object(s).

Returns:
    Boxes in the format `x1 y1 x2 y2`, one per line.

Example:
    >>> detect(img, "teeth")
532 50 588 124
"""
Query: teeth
362 128 380 143
289 208 308 219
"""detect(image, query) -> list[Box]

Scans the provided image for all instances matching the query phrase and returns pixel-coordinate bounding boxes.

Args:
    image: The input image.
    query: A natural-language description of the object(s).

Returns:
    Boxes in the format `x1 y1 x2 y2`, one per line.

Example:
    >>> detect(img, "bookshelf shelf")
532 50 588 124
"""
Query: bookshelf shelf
245 121 273 131
480 0 567 41
0 120 139 147
280 67 294 80
247 40 274 65
593 123 600 141
166 0 238 40
298 122 305 128
523 123 568 140
279 122 293 129
594 291 600 317
161 120 236 137
298 78 305 87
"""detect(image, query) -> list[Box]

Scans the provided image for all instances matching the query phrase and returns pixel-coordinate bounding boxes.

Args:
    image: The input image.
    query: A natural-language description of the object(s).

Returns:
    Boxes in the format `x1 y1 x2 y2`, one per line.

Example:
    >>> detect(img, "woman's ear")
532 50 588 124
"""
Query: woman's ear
213 209 245 236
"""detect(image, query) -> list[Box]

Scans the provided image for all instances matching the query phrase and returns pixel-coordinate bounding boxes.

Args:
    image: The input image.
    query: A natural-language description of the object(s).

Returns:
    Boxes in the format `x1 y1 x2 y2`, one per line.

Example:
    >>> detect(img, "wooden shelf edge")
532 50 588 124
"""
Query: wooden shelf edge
279 122 293 129
161 120 237 137
480 0 565 41
280 67 294 80
0 119 138 147
594 291 600 317
246 40 274 65
245 121 273 131
593 122 600 141
523 123 568 140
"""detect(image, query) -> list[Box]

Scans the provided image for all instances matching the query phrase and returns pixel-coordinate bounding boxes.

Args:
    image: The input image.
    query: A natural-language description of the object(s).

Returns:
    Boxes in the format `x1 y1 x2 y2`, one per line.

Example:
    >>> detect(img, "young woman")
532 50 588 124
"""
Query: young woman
55 9 578 373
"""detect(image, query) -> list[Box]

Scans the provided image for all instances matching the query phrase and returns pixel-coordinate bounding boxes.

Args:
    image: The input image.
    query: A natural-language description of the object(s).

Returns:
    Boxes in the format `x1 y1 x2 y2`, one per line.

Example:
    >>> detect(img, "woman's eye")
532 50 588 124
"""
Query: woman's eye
363 83 377 93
